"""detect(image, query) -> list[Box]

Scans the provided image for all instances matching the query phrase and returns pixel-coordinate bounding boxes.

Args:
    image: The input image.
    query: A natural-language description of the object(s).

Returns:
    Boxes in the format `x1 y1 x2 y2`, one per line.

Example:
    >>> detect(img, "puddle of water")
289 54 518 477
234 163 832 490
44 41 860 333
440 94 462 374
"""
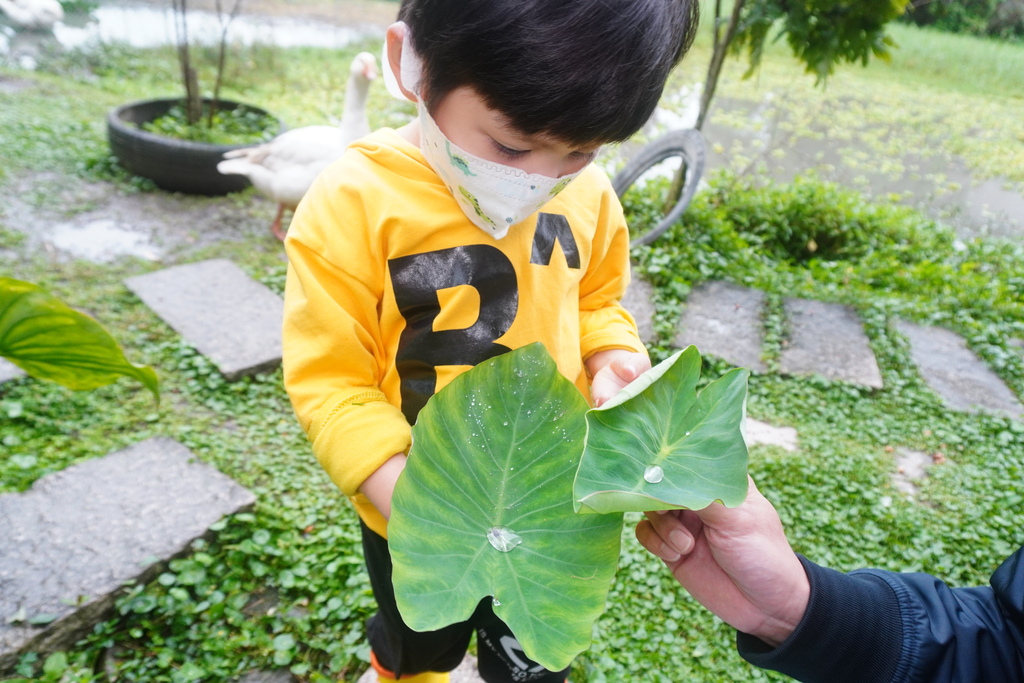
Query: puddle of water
47 218 162 262
60 6 374 49
0 27 51 68
949 175 1024 240
0 74 34 92
631 86 1024 242
1 4 378 61
698 101 1024 241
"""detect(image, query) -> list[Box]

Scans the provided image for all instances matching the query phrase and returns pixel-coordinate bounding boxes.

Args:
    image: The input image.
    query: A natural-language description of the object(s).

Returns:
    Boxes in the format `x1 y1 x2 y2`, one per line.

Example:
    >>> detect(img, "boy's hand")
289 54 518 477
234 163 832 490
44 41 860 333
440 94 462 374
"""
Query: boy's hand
586 349 651 407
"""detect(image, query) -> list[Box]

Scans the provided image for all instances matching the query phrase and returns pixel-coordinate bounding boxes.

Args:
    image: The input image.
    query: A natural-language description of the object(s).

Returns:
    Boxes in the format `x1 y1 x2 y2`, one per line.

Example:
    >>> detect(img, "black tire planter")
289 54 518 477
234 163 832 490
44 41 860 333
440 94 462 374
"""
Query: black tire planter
107 98 282 196
611 129 706 248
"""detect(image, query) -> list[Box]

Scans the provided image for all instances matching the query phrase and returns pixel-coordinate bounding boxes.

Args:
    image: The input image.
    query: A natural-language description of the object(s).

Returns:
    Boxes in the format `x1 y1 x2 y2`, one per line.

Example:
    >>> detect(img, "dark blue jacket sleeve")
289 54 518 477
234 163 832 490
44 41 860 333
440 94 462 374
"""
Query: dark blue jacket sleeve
737 546 1024 682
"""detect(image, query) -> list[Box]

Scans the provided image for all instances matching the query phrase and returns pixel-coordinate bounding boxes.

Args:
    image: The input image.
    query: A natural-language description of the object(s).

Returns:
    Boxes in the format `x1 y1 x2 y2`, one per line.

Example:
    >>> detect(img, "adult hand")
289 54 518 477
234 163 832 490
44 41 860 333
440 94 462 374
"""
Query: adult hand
586 349 651 407
635 477 810 648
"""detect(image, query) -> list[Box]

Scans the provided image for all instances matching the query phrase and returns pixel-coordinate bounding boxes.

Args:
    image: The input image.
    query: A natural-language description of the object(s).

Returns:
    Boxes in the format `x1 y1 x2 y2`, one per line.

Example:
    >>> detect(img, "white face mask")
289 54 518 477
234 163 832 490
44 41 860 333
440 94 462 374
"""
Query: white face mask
417 104 583 238
384 23 586 239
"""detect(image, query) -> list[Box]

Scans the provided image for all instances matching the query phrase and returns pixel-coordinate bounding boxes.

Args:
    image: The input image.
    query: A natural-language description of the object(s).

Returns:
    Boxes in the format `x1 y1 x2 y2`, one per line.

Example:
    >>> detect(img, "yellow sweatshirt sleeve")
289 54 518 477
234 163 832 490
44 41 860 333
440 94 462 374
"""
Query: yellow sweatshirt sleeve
282 175 411 499
578 175 647 360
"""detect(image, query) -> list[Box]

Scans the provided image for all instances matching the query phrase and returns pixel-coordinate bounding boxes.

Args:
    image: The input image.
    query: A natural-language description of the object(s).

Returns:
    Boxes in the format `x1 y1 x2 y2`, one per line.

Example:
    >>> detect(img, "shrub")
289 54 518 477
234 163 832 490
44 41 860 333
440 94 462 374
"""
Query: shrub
702 174 953 263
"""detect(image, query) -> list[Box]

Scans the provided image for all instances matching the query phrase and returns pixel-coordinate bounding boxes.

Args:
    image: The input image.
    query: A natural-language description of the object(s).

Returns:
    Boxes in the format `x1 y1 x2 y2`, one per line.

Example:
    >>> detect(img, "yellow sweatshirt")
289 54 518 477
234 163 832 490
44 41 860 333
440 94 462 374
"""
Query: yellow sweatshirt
283 128 644 537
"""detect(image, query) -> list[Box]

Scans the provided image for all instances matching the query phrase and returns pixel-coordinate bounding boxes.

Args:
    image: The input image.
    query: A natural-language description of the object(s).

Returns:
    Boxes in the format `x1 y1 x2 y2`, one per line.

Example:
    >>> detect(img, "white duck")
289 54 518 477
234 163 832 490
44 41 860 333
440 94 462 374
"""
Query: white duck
218 51 378 240
0 0 64 31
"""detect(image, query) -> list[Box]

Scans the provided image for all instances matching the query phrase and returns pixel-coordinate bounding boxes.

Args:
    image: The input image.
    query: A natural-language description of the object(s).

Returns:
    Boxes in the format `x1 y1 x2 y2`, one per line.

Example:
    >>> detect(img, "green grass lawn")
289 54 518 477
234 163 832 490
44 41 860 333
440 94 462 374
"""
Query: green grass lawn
1 15 1023 683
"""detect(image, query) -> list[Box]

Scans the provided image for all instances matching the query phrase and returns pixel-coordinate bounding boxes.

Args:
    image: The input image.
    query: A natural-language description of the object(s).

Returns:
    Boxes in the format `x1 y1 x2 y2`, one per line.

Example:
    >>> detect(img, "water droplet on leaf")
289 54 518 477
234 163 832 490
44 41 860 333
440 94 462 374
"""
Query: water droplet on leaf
487 527 523 552
644 465 664 484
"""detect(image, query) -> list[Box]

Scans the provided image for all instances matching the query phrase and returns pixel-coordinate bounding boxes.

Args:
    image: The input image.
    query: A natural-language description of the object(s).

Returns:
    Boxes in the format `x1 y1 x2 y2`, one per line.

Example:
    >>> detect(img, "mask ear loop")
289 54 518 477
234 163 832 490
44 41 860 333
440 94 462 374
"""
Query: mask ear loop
383 22 424 101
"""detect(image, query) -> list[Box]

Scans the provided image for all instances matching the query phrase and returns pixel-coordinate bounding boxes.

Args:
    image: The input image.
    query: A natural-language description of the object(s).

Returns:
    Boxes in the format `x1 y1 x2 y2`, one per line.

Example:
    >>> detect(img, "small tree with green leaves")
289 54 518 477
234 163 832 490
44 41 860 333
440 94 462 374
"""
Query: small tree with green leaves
697 0 910 130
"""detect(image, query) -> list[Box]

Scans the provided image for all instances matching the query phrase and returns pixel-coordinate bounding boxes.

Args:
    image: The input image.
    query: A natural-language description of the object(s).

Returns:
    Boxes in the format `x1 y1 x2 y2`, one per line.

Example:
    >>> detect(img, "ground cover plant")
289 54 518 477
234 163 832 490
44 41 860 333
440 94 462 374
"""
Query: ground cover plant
140 103 279 145
1 12 1023 683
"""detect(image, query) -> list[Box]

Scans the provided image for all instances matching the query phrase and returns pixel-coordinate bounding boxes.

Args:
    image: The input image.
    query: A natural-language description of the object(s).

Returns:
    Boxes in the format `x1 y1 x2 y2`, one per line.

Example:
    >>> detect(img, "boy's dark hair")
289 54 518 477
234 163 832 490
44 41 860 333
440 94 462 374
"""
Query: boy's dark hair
398 0 700 146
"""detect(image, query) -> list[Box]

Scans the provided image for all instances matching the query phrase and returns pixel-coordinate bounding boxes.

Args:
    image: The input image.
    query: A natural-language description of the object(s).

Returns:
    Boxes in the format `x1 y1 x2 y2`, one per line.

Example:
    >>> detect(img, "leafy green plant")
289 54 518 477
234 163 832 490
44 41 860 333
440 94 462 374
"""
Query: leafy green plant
695 174 948 263
142 103 278 145
575 345 750 514
0 277 158 400
6 651 69 683
901 0 1023 39
0 226 26 250
389 344 622 672
59 0 98 11
389 343 749 671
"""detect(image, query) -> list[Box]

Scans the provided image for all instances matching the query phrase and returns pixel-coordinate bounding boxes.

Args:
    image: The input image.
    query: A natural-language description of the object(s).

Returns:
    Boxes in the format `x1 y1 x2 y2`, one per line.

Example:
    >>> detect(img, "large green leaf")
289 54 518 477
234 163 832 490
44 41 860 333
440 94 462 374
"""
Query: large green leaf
389 343 623 673
0 278 159 400
574 346 749 514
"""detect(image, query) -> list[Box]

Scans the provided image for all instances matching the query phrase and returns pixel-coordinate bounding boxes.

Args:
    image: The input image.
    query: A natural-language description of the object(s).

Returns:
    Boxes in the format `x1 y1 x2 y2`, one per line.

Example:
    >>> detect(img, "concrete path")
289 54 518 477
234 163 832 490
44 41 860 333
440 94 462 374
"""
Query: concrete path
895 319 1023 419
0 438 254 673
6 261 1020 420
676 281 767 373
779 297 884 389
626 277 1021 418
124 259 283 381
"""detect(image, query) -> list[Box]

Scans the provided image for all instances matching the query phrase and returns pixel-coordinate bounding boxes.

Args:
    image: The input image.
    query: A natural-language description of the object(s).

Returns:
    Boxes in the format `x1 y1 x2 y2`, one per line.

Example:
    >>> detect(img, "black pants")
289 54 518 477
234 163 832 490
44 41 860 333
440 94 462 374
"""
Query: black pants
360 520 571 683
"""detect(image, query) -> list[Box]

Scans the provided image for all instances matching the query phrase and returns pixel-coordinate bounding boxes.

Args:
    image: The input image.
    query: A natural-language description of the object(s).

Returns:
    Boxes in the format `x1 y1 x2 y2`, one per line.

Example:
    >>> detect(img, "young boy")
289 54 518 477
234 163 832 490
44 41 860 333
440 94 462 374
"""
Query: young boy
282 1 699 681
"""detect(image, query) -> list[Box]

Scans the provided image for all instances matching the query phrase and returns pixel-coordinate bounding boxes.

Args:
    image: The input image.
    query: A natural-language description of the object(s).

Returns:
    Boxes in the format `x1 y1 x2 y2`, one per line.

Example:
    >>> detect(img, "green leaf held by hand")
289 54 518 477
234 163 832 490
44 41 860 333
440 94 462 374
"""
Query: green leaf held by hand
574 346 749 514
388 343 622 673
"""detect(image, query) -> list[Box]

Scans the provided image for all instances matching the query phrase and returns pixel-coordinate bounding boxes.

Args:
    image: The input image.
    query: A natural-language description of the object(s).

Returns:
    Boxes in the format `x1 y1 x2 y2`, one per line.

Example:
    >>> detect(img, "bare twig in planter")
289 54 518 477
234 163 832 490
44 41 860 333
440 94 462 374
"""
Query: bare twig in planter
173 0 202 124
171 0 243 126
209 0 244 125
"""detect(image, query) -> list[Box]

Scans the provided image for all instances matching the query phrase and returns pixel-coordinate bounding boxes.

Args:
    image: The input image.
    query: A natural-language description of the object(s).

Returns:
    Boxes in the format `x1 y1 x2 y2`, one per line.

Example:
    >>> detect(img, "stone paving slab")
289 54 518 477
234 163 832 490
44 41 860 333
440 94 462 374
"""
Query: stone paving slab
0 358 25 384
622 276 656 344
0 437 255 673
745 418 799 452
779 298 883 389
892 448 935 497
675 281 767 373
124 259 283 381
895 320 1023 419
